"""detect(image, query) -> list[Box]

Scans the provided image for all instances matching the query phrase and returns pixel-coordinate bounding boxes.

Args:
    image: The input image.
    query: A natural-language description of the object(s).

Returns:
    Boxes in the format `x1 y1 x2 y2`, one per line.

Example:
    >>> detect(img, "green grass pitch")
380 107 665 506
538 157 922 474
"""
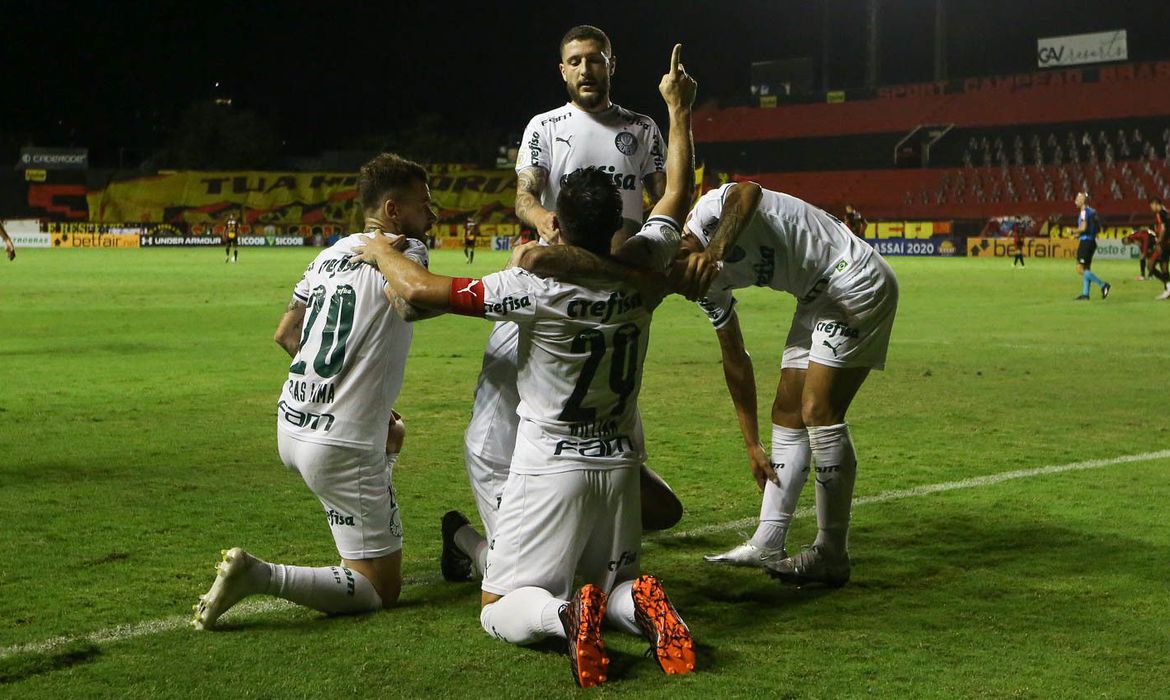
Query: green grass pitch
1 248 1168 697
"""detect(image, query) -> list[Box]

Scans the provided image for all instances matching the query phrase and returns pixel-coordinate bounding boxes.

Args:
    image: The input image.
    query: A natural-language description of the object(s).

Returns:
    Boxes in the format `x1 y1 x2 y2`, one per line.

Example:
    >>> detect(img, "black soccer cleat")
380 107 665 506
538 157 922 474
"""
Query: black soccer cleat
1101 283 1111 300
1074 294 1090 301
440 510 474 582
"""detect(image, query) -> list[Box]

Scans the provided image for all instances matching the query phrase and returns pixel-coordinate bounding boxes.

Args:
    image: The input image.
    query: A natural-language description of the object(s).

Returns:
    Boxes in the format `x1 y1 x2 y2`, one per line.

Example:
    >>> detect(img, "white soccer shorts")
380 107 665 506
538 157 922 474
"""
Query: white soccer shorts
277 432 403 560
782 253 899 371
464 447 509 540
480 465 641 600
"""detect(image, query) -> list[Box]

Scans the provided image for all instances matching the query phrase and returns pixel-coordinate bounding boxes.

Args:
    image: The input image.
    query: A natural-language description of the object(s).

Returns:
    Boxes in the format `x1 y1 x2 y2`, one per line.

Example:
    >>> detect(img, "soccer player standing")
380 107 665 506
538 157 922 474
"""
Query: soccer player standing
443 25 681 583
224 214 240 263
463 216 478 264
678 184 899 587
0 221 15 261
1148 197 1170 299
356 46 698 686
1072 192 1111 301
192 154 435 629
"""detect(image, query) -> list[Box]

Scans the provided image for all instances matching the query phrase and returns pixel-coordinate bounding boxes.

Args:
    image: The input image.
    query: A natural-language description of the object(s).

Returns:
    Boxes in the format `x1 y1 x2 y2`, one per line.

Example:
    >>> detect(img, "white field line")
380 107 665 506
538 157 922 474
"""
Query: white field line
655 449 1170 541
3 449 1169 660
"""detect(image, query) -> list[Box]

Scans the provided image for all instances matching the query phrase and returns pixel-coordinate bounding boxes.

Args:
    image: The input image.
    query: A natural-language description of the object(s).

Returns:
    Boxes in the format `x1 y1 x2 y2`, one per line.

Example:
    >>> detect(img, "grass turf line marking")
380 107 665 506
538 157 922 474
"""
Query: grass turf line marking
656 449 1170 541
4 449 1168 660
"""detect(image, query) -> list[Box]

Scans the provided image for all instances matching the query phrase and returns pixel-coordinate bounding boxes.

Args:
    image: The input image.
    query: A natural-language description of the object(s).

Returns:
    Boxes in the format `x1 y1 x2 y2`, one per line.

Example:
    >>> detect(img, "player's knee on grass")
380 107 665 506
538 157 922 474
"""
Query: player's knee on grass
640 466 683 531
344 552 402 608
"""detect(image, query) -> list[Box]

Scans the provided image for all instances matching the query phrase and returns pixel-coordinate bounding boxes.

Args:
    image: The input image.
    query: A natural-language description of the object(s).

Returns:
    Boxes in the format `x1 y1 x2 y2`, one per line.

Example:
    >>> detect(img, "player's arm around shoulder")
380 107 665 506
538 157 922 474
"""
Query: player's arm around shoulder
354 233 453 312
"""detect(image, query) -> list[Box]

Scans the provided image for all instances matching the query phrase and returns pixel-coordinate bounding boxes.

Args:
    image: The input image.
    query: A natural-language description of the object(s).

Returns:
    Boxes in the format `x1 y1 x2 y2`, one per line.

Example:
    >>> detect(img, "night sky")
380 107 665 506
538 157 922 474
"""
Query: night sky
3 1 1167 167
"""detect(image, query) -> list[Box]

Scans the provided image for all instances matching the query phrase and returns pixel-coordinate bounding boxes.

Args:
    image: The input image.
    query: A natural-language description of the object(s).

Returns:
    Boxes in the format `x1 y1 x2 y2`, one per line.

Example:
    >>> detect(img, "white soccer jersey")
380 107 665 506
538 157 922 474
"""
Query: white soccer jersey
452 218 679 475
687 184 875 329
517 102 665 226
277 233 429 449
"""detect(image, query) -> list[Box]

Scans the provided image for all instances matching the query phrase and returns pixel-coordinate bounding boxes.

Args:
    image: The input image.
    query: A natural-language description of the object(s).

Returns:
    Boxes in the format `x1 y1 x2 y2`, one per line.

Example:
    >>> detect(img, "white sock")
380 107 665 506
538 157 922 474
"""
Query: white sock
454 524 489 577
808 423 858 556
266 564 383 614
479 587 567 644
604 580 641 636
748 424 811 550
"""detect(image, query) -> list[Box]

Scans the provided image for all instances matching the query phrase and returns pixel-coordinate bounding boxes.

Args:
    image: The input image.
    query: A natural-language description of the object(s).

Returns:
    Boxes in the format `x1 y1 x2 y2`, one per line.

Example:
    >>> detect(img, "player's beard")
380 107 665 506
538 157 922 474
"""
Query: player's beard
567 76 610 112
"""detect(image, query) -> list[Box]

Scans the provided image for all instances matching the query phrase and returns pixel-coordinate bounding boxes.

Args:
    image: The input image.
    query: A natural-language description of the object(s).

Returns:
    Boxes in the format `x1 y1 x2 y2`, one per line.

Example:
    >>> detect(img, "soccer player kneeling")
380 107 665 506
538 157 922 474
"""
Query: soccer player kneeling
355 45 697 687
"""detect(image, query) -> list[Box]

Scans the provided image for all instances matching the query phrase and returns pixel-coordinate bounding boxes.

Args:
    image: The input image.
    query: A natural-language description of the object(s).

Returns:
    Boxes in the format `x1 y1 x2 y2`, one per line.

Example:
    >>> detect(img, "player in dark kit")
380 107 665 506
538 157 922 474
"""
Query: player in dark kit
1123 228 1158 281
224 216 240 263
0 221 15 261
463 217 478 264
1010 223 1025 267
843 204 866 238
1149 197 1170 299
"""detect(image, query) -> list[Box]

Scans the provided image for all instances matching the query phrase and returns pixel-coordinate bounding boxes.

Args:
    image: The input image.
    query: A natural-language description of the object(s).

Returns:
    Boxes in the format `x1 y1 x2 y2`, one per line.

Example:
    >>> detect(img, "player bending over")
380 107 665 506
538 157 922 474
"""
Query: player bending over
1148 197 1170 299
355 45 697 687
192 154 437 629
676 181 899 588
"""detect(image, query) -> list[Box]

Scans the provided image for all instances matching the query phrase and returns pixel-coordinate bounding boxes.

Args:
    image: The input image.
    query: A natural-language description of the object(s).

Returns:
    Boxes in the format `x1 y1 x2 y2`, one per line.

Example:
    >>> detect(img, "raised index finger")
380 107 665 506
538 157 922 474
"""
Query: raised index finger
670 43 682 75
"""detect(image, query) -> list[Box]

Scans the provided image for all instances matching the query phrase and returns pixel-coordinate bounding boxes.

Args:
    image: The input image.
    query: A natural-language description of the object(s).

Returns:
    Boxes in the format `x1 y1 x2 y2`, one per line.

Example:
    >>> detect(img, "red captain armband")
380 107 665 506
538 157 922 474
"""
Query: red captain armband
449 277 486 317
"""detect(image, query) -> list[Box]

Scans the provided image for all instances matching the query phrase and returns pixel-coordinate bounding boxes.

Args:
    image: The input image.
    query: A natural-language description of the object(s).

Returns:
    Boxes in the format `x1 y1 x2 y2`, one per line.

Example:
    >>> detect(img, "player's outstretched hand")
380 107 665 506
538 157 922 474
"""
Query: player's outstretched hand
747 442 779 491
4 240 14 261
354 231 406 266
659 43 697 110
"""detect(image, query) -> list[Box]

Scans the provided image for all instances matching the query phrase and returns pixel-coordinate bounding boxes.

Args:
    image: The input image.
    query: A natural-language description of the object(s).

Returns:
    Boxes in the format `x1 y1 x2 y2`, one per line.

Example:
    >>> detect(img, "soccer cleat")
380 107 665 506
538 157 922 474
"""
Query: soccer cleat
191 548 267 630
632 575 695 676
559 584 609 687
702 541 787 569
440 510 475 582
1101 283 1111 300
1157 288 1170 300
1073 294 1090 301
764 544 851 587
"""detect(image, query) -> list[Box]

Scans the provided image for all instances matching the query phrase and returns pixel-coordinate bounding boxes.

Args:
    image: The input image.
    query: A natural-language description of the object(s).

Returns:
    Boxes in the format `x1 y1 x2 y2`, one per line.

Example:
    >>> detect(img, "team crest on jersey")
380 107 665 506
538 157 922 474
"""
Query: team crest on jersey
726 245 746 263
614 131 638 156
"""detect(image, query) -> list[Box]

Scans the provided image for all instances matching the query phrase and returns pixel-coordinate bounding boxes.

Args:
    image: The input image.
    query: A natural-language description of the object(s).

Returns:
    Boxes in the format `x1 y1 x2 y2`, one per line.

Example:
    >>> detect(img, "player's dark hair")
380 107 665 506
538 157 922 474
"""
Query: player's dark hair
556 168 622 257
358 153 428 214
559 25 611 58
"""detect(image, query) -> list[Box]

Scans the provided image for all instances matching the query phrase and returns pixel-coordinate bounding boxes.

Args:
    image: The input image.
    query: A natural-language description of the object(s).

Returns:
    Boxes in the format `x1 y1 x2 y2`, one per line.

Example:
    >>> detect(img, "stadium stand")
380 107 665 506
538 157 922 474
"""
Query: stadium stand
697 62 1170 221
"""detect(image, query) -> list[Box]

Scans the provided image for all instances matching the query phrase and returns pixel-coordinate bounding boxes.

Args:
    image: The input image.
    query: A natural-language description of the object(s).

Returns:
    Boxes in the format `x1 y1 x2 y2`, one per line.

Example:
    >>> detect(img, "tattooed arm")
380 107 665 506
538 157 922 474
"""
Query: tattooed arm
274 298 307 357
676 181 762 300
515 166 560 243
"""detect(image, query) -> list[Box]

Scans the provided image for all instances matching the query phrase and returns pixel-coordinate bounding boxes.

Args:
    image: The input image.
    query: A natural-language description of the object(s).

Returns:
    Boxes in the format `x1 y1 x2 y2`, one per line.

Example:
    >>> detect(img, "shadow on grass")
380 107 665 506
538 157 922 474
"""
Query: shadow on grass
0 641 100 684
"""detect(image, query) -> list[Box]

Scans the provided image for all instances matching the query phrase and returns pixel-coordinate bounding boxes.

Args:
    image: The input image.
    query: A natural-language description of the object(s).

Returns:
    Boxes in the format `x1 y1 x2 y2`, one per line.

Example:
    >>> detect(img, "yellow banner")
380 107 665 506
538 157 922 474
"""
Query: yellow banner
86 169 519 226
869 221 939 239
